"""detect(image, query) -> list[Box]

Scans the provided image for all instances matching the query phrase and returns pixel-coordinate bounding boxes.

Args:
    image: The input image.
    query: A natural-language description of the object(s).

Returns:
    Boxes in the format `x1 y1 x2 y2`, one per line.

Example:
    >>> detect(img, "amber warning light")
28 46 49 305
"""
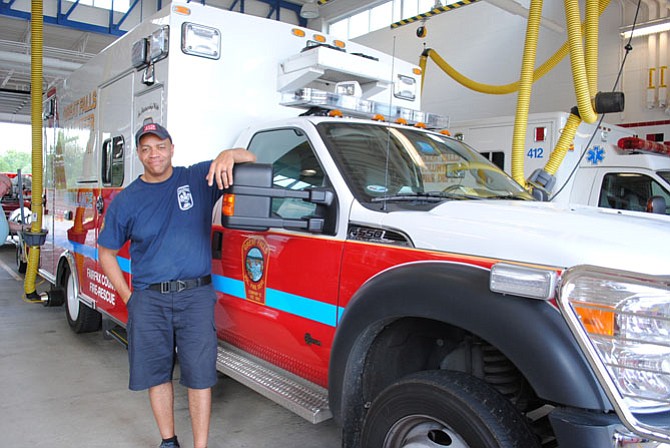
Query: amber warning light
222 194 235 216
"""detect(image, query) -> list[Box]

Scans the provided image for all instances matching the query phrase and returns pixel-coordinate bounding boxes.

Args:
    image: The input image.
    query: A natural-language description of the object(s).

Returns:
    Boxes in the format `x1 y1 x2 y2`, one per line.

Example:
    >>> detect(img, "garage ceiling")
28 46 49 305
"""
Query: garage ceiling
0 13 114 123
0 0 659 124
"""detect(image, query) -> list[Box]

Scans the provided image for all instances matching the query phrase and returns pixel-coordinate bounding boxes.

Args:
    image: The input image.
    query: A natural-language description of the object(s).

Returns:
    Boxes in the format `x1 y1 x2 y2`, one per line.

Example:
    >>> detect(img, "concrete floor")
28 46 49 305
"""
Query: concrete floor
0 242 342 448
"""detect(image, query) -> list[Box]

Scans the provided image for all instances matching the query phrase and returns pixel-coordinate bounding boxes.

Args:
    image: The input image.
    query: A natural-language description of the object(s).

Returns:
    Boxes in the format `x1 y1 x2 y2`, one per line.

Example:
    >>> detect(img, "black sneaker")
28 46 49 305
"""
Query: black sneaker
159 436 180 448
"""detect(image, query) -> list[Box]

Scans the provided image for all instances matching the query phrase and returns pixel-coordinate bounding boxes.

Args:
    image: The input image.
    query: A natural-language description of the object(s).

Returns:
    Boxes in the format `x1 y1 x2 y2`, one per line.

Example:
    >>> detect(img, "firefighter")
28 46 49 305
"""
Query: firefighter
98 122 255 448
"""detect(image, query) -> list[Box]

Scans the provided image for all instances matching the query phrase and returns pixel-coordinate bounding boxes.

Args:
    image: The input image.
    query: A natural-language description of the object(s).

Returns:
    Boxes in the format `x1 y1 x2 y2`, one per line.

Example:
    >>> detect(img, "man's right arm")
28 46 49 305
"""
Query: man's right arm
98 246 132 304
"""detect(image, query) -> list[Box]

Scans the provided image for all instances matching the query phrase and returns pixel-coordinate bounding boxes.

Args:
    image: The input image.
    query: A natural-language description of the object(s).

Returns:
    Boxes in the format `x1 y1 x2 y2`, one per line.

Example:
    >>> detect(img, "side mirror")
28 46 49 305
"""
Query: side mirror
221 163 334 233
646 195 667 214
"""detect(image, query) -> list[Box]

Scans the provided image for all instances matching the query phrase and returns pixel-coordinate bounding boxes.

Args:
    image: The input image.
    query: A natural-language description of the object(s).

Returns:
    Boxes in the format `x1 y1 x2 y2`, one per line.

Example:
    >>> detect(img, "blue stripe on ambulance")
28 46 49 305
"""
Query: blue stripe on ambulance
212 274 344 328
56 234 131 273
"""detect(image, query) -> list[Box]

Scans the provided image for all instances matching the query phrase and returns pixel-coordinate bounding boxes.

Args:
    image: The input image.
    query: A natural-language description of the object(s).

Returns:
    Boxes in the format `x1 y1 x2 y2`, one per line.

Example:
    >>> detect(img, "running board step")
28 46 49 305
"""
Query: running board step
216 343 331 424
102 319 128 349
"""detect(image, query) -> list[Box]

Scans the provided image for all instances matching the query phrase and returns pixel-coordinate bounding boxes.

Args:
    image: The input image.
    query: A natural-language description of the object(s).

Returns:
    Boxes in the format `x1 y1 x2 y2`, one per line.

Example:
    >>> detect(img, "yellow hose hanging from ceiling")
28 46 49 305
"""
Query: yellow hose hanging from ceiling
544 111 581 176
563 0 597 124
585 0 599 96
24 0 44 297
543 0 601 177
418 0 610 96
511 0 543 186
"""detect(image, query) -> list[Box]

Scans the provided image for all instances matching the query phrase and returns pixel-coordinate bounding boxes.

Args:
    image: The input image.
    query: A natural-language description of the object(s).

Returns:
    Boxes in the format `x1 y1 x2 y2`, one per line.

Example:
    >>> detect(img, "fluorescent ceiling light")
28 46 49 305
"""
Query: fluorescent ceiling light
621 17 670 39
300 0 319 19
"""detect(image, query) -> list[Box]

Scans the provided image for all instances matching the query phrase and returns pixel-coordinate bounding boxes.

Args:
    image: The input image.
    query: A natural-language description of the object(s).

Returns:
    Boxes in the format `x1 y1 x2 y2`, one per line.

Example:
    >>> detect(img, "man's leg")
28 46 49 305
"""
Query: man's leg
188 387 211 448
149 382 175 439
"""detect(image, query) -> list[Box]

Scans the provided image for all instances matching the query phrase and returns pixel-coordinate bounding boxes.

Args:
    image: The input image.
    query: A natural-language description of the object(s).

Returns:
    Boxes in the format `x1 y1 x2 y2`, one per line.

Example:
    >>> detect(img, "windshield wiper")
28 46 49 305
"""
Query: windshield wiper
485 193 533 201
371 192 482 202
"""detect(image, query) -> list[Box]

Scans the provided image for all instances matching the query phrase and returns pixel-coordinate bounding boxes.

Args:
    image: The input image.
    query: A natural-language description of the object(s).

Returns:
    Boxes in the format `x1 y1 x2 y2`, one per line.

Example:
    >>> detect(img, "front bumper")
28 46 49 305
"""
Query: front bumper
550 407 670 448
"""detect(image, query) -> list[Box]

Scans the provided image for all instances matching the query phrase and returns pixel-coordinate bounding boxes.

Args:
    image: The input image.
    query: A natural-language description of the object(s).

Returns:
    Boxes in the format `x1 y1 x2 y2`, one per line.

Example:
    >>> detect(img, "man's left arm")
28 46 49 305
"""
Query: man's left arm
206 148 257 190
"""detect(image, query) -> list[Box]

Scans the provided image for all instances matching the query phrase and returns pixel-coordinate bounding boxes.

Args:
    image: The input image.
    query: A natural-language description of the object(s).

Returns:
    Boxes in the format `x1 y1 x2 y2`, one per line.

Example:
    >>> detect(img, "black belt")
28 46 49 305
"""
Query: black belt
147 275 212 294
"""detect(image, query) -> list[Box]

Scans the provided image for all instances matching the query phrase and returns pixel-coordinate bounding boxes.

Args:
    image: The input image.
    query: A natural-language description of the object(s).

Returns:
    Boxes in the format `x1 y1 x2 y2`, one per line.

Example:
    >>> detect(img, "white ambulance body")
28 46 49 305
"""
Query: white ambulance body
40 1 427 321
450 112 670 214
37 3 670 447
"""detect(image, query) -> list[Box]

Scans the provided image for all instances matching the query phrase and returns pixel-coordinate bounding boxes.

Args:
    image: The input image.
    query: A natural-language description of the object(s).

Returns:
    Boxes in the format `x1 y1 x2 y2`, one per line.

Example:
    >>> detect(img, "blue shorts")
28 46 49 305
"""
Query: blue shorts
126 284 218 391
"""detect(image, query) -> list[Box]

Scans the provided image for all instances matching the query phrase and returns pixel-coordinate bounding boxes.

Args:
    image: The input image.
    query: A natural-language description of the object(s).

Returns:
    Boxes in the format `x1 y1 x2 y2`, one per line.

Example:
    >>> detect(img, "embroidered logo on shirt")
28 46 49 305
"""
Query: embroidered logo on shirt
177 185 194 211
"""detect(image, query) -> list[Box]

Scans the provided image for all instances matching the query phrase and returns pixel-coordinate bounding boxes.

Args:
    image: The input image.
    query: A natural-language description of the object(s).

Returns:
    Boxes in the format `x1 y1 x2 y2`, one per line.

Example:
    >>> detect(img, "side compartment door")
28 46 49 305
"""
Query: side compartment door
90 73 134 322
213 127 343 388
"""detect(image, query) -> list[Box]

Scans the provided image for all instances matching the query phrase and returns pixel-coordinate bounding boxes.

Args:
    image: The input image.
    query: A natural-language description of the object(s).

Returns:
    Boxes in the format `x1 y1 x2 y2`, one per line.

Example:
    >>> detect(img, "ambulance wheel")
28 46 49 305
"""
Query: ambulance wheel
15 243 26 274
63 266 101 333
361 370 539 448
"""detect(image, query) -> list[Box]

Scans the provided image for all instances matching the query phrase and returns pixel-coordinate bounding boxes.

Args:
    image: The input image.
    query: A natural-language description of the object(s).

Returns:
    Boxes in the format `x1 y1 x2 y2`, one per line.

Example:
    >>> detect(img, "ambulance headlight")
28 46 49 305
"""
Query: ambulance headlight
559 266 670 413
149 26 169 63
181 23 221 60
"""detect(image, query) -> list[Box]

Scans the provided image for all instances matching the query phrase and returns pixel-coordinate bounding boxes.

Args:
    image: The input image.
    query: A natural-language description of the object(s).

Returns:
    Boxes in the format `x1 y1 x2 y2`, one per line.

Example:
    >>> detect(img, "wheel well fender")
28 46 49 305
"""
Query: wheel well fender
56 251 76 288
328 262 610 423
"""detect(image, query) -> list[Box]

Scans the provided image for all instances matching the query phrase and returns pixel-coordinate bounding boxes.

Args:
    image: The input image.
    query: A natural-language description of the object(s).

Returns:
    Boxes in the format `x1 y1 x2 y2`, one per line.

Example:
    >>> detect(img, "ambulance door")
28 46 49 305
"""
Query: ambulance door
214 127 342 387
92 73 134 321
56 88 98 311
40 94 58 278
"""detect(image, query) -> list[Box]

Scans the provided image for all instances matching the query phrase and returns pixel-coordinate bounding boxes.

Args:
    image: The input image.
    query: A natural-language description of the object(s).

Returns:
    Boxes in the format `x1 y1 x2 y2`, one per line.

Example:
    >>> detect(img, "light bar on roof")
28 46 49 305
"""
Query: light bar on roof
281 88 449 129
618 137 670 157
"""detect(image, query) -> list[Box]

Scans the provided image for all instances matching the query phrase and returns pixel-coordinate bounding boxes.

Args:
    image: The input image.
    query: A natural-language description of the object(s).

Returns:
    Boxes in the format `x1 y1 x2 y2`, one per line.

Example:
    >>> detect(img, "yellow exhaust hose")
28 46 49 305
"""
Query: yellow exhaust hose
418 0 610 96
419 52 428 96
25 0 43 296
564 0 597 123
585 0 599 96
544 112 581 176
542 0 599 177
511 0 543 186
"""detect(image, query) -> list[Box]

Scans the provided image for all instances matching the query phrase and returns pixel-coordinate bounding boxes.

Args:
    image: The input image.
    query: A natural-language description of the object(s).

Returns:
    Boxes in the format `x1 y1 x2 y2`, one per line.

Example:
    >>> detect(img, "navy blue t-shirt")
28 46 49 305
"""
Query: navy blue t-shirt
98 161 223 290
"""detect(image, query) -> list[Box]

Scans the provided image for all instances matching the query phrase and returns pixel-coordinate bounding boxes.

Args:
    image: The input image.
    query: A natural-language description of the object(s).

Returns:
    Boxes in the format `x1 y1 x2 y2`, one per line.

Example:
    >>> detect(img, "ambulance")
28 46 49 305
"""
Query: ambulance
36 2 670 447
450 112 670 214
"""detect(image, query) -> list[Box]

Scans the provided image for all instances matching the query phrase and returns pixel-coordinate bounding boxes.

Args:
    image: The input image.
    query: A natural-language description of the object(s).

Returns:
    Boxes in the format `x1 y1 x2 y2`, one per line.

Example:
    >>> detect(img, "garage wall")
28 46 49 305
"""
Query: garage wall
352 1 668 135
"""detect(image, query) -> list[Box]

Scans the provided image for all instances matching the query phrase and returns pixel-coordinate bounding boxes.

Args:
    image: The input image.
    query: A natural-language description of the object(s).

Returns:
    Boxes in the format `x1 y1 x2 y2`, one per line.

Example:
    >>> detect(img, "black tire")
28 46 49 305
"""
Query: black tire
361 370 539 448
63 266 101 333
16 243 26 274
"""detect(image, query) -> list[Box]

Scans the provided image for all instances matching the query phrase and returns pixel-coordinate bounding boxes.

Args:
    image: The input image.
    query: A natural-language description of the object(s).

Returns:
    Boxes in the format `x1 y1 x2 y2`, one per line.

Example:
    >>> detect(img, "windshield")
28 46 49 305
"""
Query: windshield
659 171 670 185
318 122 532 207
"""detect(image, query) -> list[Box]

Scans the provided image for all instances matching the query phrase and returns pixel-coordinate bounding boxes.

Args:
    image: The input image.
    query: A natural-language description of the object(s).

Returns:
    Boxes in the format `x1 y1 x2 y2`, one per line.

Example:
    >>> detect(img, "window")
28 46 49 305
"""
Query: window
480 151 505 171
320 122 529 208
101 136 125 187
247 128 327 221
599 172 670 215
64 0 130 13
348 10 370 39
328 1 460 40
369 2 394 33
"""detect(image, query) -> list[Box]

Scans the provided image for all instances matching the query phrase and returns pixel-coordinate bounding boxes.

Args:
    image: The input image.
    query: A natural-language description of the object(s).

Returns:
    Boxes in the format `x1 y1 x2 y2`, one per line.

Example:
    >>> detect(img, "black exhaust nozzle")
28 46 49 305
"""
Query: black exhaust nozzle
594 91 625 114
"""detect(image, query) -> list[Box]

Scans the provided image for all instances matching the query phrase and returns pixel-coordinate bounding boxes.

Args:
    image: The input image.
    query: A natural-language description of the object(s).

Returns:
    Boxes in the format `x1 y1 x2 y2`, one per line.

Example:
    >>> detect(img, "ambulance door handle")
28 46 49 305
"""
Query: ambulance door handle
96 195 104 214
